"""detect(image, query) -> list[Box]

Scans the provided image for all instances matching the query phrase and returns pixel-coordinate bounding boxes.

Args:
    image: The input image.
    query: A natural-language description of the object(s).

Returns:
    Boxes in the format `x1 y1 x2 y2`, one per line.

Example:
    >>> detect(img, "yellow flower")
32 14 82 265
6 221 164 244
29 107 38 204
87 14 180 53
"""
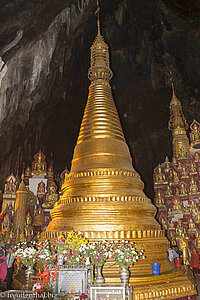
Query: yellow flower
76 234 81 239
66 237 71 243
58 235 65 240
82 238 88 244
68 231 75 238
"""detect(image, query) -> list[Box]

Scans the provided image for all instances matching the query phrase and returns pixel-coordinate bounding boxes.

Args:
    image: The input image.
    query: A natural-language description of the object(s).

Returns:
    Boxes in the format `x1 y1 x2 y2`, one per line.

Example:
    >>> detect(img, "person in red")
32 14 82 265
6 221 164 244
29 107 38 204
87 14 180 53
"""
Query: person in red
190 246 200 272
0 247 7 283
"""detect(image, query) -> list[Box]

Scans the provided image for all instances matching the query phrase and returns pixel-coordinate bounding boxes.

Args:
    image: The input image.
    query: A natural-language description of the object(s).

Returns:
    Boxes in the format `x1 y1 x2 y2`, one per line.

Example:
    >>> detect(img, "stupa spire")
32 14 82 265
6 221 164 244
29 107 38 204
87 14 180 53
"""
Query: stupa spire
168 71 189 158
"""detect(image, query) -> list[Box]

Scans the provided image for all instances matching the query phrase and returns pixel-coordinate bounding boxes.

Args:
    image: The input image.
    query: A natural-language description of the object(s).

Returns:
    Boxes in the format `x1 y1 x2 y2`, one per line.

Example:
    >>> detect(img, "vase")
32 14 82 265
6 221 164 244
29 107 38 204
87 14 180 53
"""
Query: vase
25 265 35 289
119 266 130 284
151 263 161 275
85 256 90 265
95 265 105 284
58 254 64 266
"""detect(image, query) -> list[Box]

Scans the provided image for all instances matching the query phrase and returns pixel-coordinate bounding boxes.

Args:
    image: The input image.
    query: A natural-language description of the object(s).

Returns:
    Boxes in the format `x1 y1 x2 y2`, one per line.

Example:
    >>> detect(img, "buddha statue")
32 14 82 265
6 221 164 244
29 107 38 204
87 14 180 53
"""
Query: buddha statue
161 217 167 230
155 165 167 184
172 157 177 165
190 163 197 175
155 191 164 207
194 153 199 162
195 231 200 249
25 211 34 237
37 181 45 195
5 177 16 194
31 152 46 176
33 207 45 227
189 177 199 194
177 162 182 170
165 185 173 197
176 220 184 238
179 147 187 159
168 207 173 217
169 219 175 229
196 211 200 223
179 183 187 196
181 166 189 178
173 198 182 214
178 233 190 265
192 207 199 218
191 200 196 209
191 123 200 148
188 218 196 233
173 171 179 184
42 182 58 208
47 166 54 178
184 205 190 215
169 169 173 178
164 156 170 169
175 188 179 196
20 231 26 243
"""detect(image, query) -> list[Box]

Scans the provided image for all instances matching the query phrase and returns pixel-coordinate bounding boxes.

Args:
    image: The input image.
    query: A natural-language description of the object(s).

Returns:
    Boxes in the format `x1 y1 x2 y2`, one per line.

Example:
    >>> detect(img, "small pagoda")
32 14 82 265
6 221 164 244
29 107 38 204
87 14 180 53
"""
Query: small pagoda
153 80 200 264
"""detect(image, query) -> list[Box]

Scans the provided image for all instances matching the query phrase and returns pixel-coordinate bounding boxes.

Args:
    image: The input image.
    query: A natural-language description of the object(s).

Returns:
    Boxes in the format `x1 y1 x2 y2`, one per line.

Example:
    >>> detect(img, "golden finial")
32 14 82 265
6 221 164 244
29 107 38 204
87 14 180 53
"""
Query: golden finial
170 71 175 95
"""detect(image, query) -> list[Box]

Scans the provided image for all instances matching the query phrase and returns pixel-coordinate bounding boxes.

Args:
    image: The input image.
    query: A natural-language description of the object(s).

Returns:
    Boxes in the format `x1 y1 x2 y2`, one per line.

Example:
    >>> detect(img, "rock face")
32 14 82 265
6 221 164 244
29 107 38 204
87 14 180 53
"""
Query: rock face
0 0 200 198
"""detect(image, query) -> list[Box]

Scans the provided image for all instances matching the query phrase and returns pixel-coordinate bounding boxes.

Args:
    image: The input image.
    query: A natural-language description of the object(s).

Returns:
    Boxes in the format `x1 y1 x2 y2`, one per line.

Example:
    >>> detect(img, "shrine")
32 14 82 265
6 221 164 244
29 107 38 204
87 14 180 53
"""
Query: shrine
153 79 200 271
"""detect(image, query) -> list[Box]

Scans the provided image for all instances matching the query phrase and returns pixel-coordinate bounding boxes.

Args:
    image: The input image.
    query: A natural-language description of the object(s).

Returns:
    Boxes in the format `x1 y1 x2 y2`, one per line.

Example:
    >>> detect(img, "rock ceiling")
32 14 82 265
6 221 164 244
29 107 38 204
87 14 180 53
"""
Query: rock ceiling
0 0 200 198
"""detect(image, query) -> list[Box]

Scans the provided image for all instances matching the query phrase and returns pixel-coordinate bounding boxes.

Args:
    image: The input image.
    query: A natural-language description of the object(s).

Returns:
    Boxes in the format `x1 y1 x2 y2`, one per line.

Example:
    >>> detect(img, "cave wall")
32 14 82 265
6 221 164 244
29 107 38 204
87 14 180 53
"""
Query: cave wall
0 0 200 198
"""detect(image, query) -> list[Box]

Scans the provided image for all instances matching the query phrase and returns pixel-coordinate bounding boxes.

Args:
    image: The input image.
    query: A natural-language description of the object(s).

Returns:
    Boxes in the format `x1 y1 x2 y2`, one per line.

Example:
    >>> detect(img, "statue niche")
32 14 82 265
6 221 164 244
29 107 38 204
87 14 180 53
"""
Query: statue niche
190 120 200 149
4 174 17 194
31 150 47 176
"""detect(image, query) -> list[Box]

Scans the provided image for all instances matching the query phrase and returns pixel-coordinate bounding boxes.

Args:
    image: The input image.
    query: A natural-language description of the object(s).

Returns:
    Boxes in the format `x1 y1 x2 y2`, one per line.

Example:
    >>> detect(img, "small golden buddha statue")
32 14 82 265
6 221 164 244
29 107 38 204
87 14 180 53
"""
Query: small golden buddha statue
168 207 173 217
169 169 173 178
181 166 189 178
190 163 197 175
155 191 164 207
179 183 187 196
155 165 167 184
25 211 34 237
165 185 173 197
177 162 182 170
164 156 170 169
189 177 199 194
172 157 177 164
178 233 190 265
196 211 200 223
5 177 16 194
161 217 167 230
175 188 179 195
42 182 58 208
195 231 200 248
188 218 196 232
20 231 26 243
184 205 190 215
47 166 54 178
176 220 184 238
33 207 45 227
192 207 199 218
173 199 182 214
191 200 196 209
169 219 175 229
173 171 179 184
194 152 199 162
37 181 45 195
191 123 200 148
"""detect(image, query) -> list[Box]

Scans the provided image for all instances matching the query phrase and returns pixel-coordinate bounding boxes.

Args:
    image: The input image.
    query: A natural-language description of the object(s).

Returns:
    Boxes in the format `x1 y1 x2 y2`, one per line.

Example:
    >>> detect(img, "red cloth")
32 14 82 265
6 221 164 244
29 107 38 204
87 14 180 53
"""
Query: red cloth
0 255 7 281
190 246 200 269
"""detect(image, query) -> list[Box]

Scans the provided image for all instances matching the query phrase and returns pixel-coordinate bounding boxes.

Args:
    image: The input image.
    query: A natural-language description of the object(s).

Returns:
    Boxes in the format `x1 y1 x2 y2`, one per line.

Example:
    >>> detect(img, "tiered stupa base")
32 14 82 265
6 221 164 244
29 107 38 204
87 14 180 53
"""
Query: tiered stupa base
41 229 197 299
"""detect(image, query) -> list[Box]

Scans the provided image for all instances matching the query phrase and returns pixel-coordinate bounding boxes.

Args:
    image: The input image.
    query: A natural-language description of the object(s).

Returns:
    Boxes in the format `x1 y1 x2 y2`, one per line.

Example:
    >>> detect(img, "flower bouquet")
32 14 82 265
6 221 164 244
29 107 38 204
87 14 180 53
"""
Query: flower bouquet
110 241 145 269
89 242 109 266
33 266 59 295
36 241 56 268
14 242 37 267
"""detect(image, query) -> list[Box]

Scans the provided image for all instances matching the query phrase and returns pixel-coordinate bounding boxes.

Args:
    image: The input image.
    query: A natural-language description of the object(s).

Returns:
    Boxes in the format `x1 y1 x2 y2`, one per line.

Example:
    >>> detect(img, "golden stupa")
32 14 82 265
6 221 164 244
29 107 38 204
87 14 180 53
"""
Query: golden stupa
168 76 190 158
42 20 196 299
